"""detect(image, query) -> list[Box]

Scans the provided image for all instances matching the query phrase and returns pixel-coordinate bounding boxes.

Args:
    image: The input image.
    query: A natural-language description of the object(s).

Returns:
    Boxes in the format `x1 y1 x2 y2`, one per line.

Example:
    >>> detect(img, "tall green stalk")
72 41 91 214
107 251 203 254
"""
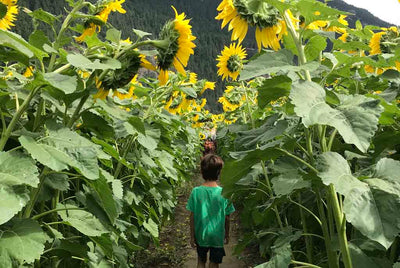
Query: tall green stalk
0 86 41 151
283 9 352 268
298 193 313 264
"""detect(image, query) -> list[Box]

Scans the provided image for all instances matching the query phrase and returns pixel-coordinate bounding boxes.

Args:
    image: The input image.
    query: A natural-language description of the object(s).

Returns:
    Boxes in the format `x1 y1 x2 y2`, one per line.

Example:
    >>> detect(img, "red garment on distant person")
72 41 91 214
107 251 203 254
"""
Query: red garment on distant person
203 140 216 155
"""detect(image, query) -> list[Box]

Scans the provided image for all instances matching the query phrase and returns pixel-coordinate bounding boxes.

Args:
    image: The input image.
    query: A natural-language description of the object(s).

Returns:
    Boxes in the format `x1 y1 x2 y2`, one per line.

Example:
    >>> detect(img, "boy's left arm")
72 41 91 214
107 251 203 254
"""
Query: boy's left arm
190 212 196 248
224 215 230 244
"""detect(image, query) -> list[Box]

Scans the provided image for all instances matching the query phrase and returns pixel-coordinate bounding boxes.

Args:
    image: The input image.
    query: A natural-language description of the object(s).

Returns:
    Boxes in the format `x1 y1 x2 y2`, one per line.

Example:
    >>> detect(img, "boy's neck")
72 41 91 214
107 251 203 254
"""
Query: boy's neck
202 180 219 187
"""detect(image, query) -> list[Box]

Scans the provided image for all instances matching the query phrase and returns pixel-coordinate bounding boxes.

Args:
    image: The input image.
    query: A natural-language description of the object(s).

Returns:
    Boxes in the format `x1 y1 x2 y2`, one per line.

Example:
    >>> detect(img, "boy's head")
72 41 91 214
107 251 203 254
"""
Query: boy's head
201 154 224 181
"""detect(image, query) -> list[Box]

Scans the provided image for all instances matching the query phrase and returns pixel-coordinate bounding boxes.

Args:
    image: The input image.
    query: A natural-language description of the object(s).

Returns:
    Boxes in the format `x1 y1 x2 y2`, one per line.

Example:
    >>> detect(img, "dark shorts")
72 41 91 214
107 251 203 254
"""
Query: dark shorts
196 245 226 264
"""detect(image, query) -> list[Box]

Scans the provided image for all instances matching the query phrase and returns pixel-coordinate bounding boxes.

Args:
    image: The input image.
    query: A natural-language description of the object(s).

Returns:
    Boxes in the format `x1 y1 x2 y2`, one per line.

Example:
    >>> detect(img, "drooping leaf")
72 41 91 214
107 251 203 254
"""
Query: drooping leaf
0 29 48 60
221 147 282 197
0 219 50 264
106 28 121 43
89 176 119 224
272 172 311 196
57 204 109 237
0 151 39 187
349 242 391 268
29 30 51 50
254 240 292 268
305 35 327 61
19 134 100 180
0 186 30 225
143 218 159 238
241 50 319 81
67 54 121 70
82 111 114 139
257 75 292 109
295 0 346 25
235 116 287 150
290 81 382 152
43 72 77 94
318 153 400 249
132 28 152 38
44 173 69 191
137 133 158 151
28 8 58 25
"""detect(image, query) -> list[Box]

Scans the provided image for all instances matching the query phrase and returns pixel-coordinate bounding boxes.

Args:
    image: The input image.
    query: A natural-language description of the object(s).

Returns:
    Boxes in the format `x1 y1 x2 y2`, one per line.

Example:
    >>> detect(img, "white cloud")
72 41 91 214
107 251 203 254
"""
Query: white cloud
343 0 400 26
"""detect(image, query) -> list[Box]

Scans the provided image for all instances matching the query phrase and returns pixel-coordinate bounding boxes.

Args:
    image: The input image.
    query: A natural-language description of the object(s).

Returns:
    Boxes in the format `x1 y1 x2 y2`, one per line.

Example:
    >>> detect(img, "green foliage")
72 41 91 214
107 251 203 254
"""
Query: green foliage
0 1 202 266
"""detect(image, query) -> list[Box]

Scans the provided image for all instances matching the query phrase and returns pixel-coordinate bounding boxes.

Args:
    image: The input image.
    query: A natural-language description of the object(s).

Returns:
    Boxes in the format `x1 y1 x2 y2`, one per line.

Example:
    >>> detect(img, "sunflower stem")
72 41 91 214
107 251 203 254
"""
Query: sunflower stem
48 1 90 72
0 86 41 151
242 81 255 128
283 11 311 82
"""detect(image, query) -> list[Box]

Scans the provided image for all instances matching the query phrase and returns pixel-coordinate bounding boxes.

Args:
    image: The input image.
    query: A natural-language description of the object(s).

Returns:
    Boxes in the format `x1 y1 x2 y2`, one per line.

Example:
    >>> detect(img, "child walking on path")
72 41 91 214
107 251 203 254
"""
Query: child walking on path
186 154 235 268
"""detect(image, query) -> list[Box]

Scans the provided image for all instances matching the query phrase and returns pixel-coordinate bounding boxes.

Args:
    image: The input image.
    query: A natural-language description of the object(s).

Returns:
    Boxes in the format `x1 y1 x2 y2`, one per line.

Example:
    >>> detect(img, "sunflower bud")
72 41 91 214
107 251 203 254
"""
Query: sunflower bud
103 49 141 90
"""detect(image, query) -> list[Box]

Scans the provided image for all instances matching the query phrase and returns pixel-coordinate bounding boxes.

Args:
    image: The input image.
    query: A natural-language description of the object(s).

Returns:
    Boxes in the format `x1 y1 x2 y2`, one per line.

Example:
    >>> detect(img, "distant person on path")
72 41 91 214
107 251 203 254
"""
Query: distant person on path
186 154 235 268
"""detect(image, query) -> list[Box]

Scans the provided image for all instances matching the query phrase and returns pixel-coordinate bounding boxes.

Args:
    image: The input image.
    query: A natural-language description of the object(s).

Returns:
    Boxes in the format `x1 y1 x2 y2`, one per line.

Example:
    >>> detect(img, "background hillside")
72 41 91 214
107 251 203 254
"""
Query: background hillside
14 0 393 111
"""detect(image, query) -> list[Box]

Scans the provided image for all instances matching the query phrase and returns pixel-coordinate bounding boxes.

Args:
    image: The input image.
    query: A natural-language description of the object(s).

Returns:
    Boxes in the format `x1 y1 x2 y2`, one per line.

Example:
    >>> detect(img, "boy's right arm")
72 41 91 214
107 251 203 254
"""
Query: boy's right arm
190 212 196 248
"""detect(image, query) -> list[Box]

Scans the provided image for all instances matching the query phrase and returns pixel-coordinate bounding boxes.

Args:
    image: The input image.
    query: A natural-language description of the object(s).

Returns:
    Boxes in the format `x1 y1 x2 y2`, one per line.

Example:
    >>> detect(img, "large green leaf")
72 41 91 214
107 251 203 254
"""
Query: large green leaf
89 176 120 224
295 0 345 25
272 172 310 196
137 133 158 151
221 147 282 197
349 242 391 268
43 72 77 94
0 29 48 60
0 151 39 187
234 115 287 150
143 218 159 238
318 153 400 249
19 134 99 180
290 81 382 152
254 238 293 268
57 204 109 237
0 219 50 264
305 35 327 61
240 50 319 81
257 75 292 109
20 123 108 179
0 151 39 224
67 54 121 70
0 186 29 225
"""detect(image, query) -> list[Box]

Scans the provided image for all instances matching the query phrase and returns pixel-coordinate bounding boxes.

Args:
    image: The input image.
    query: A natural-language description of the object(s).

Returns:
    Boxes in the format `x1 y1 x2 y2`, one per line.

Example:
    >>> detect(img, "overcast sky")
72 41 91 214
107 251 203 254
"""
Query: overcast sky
343 0 400 25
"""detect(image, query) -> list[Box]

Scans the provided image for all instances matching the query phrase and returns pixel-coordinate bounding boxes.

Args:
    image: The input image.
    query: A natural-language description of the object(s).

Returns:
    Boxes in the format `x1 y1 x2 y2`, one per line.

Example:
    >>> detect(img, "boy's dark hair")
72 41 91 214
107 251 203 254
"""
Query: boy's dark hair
201 154 224 181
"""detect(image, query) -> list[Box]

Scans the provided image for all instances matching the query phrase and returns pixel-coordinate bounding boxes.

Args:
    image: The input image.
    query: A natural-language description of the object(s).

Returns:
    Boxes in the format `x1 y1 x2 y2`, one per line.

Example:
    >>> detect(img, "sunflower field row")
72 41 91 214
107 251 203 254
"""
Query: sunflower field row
211 0 400 267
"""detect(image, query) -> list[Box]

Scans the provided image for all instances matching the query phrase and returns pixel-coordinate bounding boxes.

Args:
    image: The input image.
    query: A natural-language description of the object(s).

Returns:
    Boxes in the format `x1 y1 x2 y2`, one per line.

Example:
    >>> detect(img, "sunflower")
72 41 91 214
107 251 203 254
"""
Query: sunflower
157 6 196 85
75 0 126 43
219 96 241 112
216 43 247 81
75 23 100 43
200 81 215 95
326 15 348 33
189 72 197 84
96 0 126 23
216 0 287 51
303 14 347 34
113 74 140 100
93 77 109 100
23 66 34 78
369 27 399 55
0 0 18 31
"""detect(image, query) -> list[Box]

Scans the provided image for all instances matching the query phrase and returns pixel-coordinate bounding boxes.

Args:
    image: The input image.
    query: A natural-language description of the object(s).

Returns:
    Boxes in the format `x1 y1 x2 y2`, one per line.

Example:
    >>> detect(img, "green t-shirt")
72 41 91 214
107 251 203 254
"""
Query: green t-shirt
186 186 235 248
